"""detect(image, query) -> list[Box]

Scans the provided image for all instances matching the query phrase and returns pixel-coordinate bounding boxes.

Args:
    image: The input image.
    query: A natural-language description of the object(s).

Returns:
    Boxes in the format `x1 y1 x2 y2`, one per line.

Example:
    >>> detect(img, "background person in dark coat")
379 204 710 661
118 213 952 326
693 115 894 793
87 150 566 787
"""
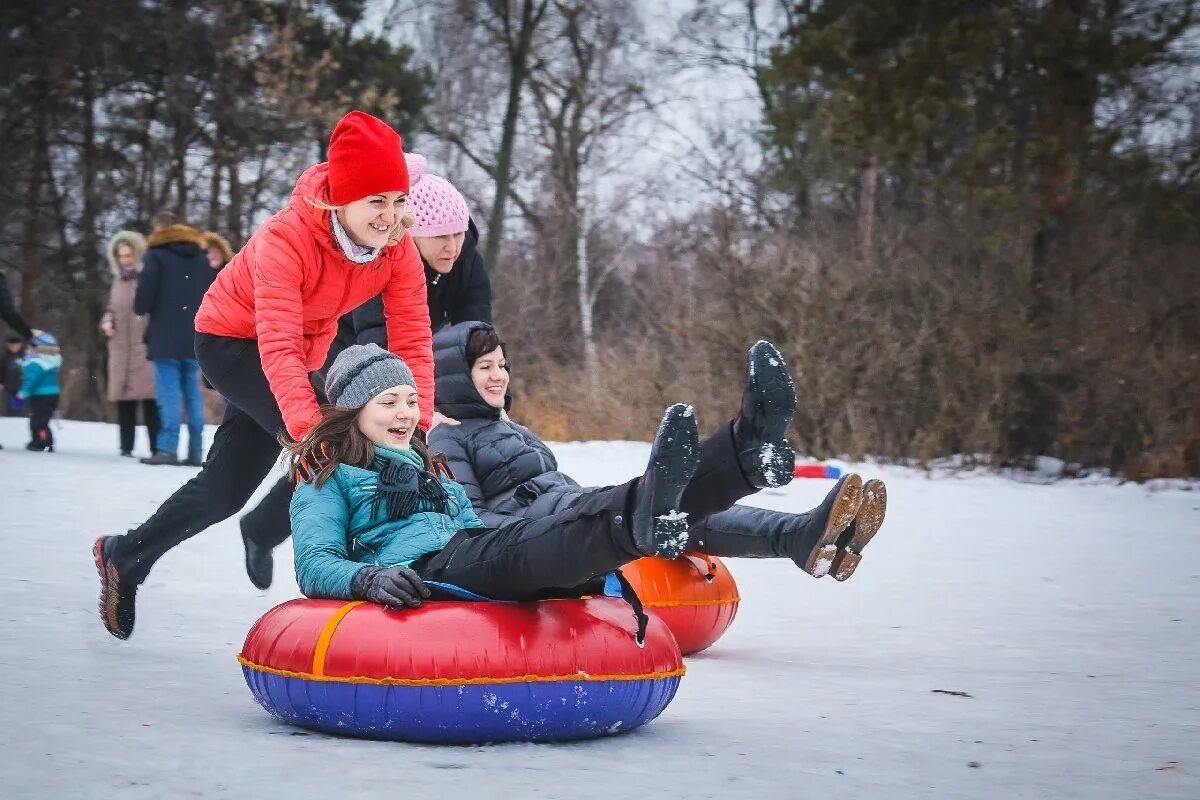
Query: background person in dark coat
0 270 36 450
0 270 34 344
350 220 491 342
1 335 27 416
134 212 215 466
428 321 890 582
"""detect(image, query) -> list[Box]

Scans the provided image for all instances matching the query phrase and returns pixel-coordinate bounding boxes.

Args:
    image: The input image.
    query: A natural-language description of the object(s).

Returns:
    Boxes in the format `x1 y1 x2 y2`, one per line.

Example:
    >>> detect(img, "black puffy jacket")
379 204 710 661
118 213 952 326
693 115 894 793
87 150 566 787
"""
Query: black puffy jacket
134 225 214 360
427 321 586 527
345 218 491 355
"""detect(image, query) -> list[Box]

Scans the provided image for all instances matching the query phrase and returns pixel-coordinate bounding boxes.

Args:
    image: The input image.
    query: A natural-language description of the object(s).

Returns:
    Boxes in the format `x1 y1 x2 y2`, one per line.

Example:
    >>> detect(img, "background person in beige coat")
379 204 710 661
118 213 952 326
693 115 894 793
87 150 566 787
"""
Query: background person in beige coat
100 231 159 457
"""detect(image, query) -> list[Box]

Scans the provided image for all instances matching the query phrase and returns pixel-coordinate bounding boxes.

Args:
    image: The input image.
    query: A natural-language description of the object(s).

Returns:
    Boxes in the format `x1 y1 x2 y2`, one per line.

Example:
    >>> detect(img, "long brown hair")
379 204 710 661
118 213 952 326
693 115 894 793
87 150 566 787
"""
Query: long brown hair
284 405 445 488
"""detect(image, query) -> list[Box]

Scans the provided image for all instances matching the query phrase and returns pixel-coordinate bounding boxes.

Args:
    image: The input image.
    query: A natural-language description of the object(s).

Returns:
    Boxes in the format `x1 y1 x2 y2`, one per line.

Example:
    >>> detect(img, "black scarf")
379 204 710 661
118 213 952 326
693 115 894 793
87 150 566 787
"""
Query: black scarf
371 456 450 521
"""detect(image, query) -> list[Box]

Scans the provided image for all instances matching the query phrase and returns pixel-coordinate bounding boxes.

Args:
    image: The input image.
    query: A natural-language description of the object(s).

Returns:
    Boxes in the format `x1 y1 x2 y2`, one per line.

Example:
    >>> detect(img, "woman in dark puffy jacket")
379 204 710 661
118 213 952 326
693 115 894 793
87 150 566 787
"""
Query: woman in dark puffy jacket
428 321 890 582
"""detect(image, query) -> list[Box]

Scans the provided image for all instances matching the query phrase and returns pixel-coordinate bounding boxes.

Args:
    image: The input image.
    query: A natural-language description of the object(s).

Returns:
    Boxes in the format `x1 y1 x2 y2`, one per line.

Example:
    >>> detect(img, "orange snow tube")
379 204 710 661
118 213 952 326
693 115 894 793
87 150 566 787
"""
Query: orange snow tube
620 552 740 655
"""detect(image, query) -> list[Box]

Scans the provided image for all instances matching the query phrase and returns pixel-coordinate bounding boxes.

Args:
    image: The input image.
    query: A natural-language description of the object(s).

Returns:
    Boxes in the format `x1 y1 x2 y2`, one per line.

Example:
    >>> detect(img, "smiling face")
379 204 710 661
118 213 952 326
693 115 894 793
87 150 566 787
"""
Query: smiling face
470 346 509 409
414 232 466 274
337 192 409 249
355 384 419 449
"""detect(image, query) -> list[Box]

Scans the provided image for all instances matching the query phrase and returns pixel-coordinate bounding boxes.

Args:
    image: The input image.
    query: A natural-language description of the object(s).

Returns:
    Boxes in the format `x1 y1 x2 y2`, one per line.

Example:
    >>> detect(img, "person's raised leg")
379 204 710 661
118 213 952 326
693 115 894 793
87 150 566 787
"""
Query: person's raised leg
95 405 281 638
415 404 700 599
94 334 291 638
687 474 868 577
679 341 798 519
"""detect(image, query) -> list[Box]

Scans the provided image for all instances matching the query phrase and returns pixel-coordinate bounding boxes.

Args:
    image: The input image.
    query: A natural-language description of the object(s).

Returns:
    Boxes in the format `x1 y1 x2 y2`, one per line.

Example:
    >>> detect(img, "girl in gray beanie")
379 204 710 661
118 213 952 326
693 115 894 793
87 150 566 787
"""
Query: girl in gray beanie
288 342 708 619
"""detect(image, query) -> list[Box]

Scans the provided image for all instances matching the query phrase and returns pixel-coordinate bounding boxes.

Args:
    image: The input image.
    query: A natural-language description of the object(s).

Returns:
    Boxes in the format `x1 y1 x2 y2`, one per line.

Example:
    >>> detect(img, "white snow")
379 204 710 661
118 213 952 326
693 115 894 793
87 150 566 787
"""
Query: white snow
757 442 790 488
2 418 1198 799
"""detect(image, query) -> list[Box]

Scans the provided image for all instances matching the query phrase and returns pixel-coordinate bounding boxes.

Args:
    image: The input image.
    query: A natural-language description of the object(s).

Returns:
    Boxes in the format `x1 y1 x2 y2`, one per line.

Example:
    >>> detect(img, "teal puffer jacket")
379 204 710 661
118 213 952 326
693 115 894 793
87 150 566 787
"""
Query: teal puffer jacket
18 353 61 397
291 443 485 600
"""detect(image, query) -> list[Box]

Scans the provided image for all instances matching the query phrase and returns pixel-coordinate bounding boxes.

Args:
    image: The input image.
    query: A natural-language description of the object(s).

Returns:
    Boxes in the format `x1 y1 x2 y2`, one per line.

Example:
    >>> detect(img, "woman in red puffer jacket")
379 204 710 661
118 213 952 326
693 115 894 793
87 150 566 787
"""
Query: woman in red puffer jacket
93 111 434 640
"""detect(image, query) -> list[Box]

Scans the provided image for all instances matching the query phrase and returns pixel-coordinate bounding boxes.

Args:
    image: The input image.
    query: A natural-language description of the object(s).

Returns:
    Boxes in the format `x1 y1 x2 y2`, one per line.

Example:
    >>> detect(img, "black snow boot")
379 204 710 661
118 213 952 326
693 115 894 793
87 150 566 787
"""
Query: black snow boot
732 340 797 488
630 403 700 559
240 520 274 591
689 474 864 577
93 535 138 639
830 478 888 581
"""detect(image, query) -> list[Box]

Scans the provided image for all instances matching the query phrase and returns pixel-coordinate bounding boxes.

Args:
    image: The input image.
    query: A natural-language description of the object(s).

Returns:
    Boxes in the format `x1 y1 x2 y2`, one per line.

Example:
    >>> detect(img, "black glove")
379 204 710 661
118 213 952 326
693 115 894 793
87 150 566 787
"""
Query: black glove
350 565 431 609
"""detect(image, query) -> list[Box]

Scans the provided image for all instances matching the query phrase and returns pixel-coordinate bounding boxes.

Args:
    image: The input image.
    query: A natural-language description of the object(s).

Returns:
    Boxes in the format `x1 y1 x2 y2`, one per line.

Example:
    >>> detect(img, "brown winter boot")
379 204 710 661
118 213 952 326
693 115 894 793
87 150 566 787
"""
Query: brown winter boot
830 479 888 581
797 473 864 577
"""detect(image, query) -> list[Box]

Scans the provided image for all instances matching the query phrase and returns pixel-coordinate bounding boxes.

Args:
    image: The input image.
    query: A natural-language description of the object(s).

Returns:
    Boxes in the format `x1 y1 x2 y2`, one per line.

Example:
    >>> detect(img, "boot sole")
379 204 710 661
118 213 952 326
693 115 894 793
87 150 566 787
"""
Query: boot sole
749 341 797 438
746 342 797 487
641 404 701 559
802 474 864 578
831 479 887 581
93 537 131 640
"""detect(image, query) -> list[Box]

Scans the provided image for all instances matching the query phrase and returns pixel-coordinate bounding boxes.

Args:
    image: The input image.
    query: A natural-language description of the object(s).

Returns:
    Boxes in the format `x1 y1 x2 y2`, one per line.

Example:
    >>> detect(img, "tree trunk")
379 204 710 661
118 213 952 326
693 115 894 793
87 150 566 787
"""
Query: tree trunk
483 0 547 273
174 119 189 218
78 66 108 417
858 157 877 267
576 200 599 395
209 120 224 232
226 145 243 245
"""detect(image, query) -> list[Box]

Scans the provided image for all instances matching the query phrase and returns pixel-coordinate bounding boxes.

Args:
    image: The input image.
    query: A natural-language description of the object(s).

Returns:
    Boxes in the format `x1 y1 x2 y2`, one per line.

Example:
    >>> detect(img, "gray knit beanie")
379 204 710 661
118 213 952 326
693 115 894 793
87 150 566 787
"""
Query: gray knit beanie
325 344 416 408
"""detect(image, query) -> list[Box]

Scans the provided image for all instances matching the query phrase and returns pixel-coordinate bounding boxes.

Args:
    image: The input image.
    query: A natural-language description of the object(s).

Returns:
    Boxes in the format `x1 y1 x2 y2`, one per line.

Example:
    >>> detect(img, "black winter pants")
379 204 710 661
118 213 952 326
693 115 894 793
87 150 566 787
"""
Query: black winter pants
413 422 757 600
413 478 644 599
28 394 57 448
113 334 295 584
675 421 795 555
115 399 160 454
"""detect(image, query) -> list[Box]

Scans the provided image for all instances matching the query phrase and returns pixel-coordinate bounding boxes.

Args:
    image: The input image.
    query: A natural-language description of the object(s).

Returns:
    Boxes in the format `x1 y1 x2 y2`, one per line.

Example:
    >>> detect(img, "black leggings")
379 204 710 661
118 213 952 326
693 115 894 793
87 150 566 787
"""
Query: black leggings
28 394 57 448
115 399 160 454
113 333 311 584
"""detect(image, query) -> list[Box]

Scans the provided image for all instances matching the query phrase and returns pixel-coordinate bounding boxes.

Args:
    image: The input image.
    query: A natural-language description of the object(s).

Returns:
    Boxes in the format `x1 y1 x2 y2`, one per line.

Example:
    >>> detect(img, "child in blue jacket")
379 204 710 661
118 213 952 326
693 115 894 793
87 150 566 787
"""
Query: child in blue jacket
288 343 866 612
17 331 61 452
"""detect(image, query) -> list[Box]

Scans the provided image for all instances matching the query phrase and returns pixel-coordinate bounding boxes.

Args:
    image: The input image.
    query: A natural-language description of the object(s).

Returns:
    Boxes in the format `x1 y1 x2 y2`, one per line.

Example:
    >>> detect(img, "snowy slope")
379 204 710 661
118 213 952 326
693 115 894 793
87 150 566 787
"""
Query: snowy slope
1 417 1197 799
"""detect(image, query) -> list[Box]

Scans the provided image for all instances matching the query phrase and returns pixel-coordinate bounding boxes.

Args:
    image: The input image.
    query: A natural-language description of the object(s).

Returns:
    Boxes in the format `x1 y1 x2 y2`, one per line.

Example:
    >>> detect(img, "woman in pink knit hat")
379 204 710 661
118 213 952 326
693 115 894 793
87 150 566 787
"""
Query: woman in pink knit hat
348 154 492 344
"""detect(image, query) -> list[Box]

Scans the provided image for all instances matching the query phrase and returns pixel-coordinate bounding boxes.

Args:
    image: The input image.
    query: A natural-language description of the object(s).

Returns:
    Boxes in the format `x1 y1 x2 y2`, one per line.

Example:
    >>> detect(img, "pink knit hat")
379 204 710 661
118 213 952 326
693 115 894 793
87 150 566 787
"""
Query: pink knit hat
404 153 470 238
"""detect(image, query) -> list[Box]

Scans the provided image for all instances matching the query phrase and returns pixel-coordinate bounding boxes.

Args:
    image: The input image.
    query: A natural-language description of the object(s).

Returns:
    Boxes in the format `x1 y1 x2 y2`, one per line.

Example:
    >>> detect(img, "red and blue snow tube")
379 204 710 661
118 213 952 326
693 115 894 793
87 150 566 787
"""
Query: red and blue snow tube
239 597 684 743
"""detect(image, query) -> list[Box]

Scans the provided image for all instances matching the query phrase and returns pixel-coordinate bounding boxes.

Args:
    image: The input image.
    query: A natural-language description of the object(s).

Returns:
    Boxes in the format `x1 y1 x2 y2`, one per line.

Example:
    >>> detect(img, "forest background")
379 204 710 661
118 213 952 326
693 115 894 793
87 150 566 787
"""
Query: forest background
2 0 1197 478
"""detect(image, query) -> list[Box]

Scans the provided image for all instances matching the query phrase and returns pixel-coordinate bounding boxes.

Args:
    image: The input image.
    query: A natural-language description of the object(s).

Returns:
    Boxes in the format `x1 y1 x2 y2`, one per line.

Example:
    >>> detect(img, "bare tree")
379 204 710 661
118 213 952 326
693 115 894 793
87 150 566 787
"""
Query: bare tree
423 0 553 271
525 0 654 385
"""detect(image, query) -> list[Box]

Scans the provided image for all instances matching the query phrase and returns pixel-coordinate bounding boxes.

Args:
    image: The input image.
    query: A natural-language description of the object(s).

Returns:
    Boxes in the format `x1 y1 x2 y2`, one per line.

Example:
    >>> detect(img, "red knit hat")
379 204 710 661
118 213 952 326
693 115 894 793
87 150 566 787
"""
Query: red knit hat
327 111 409 206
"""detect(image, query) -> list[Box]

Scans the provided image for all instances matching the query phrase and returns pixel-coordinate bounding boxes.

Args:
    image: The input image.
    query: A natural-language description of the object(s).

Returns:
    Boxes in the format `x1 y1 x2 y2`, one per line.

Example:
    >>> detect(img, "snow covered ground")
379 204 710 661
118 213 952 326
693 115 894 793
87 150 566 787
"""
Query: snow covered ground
1 417 1197 799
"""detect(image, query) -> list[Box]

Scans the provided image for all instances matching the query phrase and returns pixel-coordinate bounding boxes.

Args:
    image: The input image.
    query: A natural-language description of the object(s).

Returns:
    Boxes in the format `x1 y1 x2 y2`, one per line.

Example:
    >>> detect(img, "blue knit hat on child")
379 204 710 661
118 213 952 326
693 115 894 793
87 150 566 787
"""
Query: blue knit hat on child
31 332 57 348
